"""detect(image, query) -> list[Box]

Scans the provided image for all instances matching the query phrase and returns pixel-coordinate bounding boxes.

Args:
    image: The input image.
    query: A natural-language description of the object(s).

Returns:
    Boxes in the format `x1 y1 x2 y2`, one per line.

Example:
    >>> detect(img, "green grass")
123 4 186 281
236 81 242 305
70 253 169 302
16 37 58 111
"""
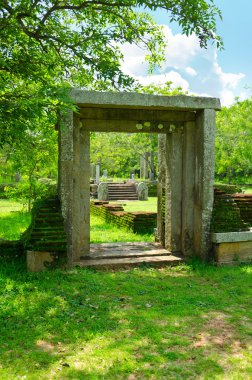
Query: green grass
90 214 154 243
0 261 251 379
117 197 157 213
0 199 154 243
0 199 31 240
242 187 252 194
0 201 252 378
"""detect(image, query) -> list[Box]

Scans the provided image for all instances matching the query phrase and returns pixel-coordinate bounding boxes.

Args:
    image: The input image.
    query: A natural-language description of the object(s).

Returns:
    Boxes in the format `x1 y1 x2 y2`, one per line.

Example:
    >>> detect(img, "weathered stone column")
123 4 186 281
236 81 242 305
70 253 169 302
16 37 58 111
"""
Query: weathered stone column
149 151 155 180
140 155 145 179
165 131 183 252
157 134 166 245
181 121 196 256
58 111 74 264
144 152 149 179
90 163 96 178
194 109 216 260
71 117 90 262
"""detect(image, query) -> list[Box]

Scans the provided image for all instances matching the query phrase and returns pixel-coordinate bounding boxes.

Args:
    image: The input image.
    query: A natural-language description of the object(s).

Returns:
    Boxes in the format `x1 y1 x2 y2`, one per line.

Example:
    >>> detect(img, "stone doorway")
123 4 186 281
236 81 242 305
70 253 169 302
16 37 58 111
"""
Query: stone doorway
59 90 220 265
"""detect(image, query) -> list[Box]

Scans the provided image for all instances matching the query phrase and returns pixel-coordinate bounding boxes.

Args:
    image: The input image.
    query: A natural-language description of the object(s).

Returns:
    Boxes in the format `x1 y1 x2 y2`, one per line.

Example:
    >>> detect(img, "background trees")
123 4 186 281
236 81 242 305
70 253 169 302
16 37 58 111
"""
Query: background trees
215 98 252 183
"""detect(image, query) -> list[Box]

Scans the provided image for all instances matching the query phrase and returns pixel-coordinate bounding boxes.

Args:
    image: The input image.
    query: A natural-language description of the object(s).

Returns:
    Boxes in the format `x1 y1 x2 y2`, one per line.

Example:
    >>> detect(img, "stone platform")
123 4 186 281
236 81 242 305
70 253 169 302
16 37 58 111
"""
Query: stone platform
74 242 183 269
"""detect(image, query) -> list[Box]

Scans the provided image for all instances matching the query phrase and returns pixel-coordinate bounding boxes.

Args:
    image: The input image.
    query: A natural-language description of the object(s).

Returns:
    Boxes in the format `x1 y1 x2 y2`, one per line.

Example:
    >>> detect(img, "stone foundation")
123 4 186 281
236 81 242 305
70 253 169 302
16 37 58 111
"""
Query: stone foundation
26 251 66 272
212 231 252 264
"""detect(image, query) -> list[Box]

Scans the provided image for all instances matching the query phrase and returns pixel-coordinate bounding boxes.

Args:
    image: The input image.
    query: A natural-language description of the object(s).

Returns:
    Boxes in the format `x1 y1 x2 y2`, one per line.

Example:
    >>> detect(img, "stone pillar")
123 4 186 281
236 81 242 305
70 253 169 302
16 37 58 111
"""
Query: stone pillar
58 111 74 264
149 151 155 180
90 164 96 178
95 165 100 183
194 109 216 260
165 131 183 252
157 134 166 245
71 117 90 261
144 152 149 179
181 121 196 256
140 155 145 179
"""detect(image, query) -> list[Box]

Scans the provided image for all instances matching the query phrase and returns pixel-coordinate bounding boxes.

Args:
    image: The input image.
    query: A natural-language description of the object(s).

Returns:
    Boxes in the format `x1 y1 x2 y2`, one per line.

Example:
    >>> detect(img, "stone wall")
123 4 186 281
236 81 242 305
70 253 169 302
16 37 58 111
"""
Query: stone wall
90 201 156 234
211 189 250 233
232 194 252 227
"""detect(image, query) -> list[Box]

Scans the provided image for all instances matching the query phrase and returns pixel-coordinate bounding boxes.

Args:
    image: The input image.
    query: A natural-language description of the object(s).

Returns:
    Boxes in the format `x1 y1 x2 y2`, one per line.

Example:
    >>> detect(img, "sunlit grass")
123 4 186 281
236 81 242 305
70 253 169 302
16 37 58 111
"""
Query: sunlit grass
243 187 252 194
118 197 157 213
90 214 154 243
0 200 31 240
0 261 251 379
0 199 154 243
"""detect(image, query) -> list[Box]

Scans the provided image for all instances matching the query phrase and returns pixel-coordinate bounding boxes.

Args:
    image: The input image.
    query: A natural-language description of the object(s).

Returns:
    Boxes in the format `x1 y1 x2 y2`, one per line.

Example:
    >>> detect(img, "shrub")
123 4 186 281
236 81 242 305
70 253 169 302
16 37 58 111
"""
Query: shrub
5 180 57 210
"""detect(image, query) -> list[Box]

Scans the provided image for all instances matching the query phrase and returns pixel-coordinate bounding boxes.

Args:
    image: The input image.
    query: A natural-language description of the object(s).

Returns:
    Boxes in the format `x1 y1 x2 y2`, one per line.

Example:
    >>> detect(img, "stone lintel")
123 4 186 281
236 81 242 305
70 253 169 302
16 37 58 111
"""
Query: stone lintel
212 231 252 243
71 89 221 111
78 107 196 122
80 119 184 134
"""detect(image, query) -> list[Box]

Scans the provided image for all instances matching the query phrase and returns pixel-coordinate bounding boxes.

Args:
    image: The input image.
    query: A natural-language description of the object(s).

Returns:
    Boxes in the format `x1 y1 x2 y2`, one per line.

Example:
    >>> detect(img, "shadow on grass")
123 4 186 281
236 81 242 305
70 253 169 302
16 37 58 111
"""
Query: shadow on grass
0 258 252 379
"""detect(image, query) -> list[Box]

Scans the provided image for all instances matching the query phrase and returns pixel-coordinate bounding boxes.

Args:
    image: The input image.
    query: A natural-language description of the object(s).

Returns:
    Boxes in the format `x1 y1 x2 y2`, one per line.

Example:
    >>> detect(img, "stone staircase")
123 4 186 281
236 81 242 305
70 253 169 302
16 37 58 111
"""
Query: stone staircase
25 196 67 254
108 182 138 201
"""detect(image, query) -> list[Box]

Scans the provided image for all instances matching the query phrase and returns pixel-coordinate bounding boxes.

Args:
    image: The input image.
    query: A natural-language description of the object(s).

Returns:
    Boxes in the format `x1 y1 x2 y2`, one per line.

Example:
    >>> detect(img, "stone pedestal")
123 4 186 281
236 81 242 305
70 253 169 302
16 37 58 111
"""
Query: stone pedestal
98 182 109 201
137 182 148 200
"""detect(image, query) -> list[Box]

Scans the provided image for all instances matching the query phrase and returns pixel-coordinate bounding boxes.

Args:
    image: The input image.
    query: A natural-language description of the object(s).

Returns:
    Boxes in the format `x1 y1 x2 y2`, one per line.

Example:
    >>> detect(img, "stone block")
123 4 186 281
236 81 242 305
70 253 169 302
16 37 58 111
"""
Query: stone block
212 231 252 264
27 251 64 272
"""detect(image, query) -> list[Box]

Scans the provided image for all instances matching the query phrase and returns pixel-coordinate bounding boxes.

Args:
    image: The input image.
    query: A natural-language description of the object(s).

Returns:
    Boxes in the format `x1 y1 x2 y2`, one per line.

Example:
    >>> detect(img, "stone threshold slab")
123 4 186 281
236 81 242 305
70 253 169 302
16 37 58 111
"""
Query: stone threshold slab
73 254 183 269
81 242 173 259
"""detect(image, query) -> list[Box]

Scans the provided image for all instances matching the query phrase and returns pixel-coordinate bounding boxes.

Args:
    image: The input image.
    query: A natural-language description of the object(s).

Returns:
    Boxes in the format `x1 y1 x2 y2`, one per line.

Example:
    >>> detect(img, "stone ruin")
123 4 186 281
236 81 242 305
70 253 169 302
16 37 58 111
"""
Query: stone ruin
58 90 220 264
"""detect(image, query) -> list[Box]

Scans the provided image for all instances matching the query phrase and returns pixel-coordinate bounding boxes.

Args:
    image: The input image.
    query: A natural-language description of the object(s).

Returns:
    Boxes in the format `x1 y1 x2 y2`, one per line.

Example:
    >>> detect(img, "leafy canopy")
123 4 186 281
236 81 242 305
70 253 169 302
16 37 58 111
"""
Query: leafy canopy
0 0 222 143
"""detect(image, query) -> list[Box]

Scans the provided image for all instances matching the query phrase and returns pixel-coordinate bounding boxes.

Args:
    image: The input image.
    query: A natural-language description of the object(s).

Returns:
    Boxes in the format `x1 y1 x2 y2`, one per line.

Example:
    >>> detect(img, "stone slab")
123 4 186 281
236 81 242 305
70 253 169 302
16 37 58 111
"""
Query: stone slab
71 89 221 111
85 242 171 259
212 231 252 243
73 254 183 269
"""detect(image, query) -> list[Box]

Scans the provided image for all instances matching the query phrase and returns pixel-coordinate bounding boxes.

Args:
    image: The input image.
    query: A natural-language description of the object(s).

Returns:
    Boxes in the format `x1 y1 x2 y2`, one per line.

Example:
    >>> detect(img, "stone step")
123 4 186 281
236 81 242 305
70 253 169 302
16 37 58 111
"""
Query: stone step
34 219 64 226
108 193 137 196
108 194 138 197
108 189 136 192
108 197 138 200
27 241 67 252
74 254 183 269
108 186 136 189
30 235 66 242
32 227 65 232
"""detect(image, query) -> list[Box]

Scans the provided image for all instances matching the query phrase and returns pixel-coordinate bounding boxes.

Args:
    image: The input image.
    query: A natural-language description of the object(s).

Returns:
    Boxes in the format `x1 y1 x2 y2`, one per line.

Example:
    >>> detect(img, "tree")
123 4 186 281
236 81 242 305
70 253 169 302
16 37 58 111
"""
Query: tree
1 0 222 144
3 120 58 209
215 98 252 183
91 131 158 178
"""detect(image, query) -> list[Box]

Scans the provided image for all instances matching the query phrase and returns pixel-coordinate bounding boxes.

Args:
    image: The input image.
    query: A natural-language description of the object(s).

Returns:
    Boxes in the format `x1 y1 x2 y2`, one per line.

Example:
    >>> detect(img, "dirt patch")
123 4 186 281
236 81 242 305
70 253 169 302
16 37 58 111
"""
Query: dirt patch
191 312 245 352
36 340 56 352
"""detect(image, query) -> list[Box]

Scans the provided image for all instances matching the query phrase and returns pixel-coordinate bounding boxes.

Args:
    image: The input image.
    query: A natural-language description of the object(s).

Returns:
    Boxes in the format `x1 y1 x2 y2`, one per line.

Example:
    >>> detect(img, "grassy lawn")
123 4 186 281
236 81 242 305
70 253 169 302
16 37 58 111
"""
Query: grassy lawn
90 214 154 243
119 197 157 213
0 201 252 378
0 261 251 379
243 187 252 194
0 200 31 240
0 200 154 243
